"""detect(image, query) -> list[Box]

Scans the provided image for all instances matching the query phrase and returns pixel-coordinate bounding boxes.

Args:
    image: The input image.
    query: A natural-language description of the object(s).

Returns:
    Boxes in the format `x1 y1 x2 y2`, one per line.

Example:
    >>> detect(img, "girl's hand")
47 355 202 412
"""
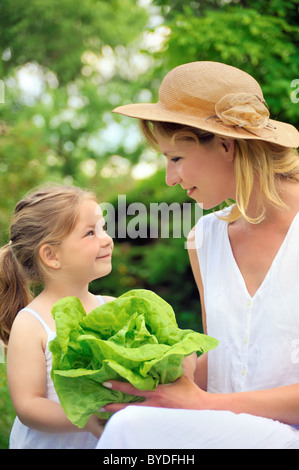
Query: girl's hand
84 414 107 438
182 352 198 380
103 375 208 414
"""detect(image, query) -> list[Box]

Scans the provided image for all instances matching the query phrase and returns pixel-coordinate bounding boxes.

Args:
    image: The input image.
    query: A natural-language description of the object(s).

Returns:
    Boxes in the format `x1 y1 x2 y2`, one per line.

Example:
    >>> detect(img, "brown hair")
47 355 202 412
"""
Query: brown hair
0 184 96 345
140 120 299 223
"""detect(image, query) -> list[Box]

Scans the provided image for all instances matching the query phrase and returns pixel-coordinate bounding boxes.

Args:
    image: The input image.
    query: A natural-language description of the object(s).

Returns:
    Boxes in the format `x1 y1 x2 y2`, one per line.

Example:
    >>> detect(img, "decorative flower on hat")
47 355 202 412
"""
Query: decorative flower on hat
215 92 270 129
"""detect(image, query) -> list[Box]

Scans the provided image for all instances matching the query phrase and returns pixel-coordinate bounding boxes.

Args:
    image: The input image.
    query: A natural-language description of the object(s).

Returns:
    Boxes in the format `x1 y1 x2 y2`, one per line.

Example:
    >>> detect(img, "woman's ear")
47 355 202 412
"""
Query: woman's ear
221 138 235 162
39 244 60 269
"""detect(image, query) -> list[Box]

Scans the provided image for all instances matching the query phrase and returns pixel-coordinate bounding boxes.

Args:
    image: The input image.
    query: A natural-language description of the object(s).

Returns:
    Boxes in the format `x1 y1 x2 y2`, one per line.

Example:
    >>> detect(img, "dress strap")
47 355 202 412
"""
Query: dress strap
20 296 104 335
20 307 55 337
97 295 105 306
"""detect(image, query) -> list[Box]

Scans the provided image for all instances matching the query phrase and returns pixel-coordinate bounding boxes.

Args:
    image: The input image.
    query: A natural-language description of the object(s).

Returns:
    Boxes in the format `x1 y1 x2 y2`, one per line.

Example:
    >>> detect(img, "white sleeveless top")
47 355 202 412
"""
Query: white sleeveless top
9 295 105 449
195 208 299 428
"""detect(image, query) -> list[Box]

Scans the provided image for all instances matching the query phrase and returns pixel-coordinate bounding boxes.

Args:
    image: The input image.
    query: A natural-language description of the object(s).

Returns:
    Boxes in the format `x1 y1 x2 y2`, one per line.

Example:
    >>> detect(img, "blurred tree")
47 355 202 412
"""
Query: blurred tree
0 0 150 242
153 0 299 126
0 0 298 330
0 0 148 83
91 168 204 331
153 0 299 24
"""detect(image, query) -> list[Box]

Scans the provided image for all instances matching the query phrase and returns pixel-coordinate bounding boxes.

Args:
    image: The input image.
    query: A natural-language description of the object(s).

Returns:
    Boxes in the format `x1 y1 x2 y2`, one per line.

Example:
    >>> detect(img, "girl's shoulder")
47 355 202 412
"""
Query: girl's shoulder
101 295 115 303
9 306 49 351
93 293 115 307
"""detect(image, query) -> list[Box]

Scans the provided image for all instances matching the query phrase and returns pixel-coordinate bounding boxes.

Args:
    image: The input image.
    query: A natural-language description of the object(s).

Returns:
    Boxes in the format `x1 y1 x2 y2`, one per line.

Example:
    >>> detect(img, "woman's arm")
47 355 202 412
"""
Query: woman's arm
187 226 208 390
187 226 207 335
7 313 103 436
208 383 299 425
102 376 299 426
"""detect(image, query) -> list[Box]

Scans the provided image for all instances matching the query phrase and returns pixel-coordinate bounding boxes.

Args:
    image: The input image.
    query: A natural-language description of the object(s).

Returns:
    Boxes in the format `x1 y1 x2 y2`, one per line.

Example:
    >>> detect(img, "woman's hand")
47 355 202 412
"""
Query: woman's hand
102 353 208 415
103 375 209 414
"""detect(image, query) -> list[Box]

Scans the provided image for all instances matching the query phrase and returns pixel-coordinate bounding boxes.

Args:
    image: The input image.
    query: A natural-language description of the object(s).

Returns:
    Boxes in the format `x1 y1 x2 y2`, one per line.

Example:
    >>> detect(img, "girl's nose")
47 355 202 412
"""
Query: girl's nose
101 230 113 246
96 221 113 244
100 231 114 252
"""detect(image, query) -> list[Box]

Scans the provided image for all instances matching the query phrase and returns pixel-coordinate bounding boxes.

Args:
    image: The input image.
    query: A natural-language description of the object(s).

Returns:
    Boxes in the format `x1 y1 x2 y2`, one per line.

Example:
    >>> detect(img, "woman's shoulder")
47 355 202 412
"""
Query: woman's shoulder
194 205 231 235
205 205 233 222
188 206 233 255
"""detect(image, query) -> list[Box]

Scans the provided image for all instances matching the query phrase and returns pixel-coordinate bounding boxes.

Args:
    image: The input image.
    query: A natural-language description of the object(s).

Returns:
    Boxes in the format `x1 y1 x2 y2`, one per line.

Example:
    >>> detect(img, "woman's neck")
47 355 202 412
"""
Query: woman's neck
244 177 299 228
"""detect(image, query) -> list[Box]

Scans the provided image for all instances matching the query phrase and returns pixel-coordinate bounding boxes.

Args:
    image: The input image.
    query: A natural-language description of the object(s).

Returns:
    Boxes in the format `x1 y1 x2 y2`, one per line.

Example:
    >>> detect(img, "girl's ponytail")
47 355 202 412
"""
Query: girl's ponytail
0 243 32 346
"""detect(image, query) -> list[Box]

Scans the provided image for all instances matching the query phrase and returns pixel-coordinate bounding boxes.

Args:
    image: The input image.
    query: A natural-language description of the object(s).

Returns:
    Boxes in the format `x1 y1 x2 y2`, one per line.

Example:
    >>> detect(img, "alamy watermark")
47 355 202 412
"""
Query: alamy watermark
96 195 203 249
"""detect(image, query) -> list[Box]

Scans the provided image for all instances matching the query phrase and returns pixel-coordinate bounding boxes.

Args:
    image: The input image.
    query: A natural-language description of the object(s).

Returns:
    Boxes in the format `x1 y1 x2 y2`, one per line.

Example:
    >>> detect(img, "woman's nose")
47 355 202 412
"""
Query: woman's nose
165 163 180 187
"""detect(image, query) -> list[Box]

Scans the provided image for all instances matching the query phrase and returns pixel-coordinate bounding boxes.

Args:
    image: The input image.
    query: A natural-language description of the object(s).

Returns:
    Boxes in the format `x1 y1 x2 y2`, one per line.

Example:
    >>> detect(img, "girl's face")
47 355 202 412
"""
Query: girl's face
57 199 113 284
156 131 236 210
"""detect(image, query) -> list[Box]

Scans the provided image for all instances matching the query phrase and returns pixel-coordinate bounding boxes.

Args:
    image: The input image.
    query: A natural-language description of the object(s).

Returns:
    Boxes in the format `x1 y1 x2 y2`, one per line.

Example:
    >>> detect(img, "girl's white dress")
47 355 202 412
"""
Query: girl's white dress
9 295 105 449
97 209 299 449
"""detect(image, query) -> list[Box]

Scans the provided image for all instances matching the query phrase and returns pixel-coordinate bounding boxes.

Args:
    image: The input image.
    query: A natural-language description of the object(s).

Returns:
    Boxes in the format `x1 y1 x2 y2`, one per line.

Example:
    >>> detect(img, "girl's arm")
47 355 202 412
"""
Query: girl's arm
7 313 103 436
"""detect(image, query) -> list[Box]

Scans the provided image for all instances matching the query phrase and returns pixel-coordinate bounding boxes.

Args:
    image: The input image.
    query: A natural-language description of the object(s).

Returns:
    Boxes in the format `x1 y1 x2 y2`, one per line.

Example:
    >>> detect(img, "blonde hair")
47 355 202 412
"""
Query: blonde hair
0 184 96 345
140 120 299 224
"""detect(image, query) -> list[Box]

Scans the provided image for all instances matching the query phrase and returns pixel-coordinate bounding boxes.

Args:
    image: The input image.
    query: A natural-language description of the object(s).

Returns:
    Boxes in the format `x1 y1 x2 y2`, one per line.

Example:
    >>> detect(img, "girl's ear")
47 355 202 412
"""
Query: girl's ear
39 244 60 269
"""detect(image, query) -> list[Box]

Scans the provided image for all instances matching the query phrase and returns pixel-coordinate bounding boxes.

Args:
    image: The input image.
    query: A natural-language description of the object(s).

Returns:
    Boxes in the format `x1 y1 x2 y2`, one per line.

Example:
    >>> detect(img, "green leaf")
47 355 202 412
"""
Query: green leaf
50 289 219 428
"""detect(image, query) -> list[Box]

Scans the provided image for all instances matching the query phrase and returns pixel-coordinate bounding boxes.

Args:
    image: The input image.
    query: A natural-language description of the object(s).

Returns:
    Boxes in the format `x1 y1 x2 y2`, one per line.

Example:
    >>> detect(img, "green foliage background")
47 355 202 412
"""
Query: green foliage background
0 0 298 448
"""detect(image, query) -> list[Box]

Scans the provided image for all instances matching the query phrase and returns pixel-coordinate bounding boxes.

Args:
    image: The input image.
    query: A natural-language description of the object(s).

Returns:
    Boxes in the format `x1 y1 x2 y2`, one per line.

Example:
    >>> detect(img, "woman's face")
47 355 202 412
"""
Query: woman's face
156 131 236 210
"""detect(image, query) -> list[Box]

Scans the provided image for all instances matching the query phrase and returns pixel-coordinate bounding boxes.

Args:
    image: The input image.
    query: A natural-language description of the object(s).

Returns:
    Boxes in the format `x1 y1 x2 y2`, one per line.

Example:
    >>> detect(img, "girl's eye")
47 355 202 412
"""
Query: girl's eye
86 230 95 237
94 221 108 237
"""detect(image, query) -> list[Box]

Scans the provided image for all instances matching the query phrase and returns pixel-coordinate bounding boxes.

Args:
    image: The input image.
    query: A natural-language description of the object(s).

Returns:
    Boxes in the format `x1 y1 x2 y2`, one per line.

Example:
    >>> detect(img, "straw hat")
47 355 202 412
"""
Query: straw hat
113 61 299 148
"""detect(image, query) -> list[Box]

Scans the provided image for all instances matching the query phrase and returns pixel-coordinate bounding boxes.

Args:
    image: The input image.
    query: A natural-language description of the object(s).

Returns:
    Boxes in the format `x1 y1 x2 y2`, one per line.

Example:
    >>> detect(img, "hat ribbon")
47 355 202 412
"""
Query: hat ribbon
206 92 276 136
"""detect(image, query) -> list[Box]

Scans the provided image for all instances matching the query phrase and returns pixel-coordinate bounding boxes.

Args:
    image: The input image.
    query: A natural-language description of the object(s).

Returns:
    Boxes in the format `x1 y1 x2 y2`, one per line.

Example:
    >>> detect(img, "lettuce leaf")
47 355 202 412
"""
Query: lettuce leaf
50 289 218 428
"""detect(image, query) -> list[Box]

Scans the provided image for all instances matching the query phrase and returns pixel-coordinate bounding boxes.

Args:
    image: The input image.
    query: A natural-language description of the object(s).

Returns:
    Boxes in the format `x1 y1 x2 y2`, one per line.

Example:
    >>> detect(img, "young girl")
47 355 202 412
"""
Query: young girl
0 184 114 449
96 61 299 449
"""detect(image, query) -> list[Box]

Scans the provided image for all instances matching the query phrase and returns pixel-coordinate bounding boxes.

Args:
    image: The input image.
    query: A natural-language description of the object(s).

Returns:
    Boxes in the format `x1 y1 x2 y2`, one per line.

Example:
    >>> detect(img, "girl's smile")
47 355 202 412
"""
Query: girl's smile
96 253 112 260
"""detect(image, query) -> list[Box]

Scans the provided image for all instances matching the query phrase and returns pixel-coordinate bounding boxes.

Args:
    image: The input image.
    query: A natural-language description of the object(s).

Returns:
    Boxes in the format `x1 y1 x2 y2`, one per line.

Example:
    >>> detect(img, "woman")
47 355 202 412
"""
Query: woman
97 61 299 449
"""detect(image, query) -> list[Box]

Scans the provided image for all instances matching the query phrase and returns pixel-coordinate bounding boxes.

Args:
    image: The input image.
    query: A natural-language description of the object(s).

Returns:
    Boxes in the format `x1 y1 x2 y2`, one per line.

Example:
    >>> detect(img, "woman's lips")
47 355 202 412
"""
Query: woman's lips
187 187 196 197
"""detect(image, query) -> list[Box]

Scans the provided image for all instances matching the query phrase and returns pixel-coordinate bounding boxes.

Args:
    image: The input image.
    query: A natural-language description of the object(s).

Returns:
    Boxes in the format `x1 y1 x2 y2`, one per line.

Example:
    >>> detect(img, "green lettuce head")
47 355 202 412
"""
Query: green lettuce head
50 289 218 428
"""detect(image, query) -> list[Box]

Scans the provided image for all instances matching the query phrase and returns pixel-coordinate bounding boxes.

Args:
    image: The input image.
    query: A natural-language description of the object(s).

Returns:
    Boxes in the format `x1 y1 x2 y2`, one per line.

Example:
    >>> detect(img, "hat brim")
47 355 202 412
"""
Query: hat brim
113 103 299 148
